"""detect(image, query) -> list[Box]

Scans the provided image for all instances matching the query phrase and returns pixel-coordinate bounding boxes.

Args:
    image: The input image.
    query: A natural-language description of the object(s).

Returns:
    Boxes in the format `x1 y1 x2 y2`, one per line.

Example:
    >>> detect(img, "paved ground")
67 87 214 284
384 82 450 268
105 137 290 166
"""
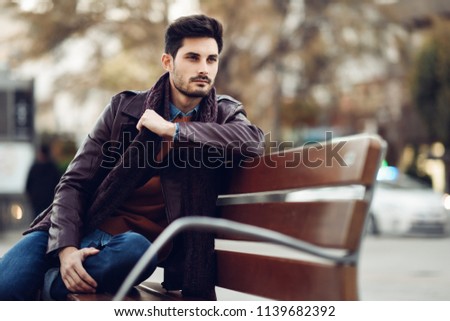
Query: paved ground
358 235 450 300
1 229 449 300
0 228 23 256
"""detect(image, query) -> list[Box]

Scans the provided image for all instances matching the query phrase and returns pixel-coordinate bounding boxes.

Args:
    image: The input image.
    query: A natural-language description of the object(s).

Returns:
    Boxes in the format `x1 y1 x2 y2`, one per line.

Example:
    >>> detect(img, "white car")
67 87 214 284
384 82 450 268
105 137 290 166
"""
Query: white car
368 168 450 236
285 167 450 237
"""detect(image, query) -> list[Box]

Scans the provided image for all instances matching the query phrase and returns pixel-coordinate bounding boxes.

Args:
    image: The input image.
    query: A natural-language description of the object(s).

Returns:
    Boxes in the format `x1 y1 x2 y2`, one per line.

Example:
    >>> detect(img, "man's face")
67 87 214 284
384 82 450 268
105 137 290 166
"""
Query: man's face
164 37 219 98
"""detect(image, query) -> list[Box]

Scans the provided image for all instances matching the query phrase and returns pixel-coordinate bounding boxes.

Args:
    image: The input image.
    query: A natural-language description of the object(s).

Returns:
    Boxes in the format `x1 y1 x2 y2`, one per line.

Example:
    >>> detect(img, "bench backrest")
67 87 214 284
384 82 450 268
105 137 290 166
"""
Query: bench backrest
214 134 386 300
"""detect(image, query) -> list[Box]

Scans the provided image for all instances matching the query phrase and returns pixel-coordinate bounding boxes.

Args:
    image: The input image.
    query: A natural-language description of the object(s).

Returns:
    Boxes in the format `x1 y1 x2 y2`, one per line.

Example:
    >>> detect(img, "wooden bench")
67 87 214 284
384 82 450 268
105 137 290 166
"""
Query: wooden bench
69 134 386 301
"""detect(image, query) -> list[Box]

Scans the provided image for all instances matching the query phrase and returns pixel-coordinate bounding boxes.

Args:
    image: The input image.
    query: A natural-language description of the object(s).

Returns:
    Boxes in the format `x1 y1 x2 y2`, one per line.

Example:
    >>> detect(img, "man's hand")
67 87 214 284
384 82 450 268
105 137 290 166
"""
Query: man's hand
58 246 100 293
137 109 176 139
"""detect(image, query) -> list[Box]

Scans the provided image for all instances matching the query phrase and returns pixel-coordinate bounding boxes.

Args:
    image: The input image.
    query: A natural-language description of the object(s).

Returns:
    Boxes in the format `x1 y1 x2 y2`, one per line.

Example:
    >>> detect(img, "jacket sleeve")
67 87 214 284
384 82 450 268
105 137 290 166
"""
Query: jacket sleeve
176 103 265 158
46 100 118 254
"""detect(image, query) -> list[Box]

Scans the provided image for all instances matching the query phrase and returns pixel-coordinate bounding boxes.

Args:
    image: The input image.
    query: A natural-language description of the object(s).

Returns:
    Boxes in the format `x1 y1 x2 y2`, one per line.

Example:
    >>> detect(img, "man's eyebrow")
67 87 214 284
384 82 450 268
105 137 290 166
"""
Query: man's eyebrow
184 52 200 57
183 52 219 58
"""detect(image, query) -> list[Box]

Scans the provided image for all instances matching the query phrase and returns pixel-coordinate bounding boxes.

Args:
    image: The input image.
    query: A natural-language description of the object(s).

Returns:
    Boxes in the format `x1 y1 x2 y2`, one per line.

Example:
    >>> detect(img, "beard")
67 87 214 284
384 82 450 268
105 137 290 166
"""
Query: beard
172 70 214 98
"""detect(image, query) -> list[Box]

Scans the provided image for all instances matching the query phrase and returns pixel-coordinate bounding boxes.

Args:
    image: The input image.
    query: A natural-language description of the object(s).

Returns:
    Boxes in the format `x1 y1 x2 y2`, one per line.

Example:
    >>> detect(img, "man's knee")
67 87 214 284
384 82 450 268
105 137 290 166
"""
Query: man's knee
90 232 154 291
110 231 151 260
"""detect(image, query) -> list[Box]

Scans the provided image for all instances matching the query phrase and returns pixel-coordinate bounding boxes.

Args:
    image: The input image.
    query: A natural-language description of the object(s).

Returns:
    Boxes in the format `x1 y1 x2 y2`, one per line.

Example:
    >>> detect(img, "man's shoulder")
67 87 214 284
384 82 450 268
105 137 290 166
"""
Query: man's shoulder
113 90 147 101
110 89 149 111
216 94 242 110
217 94 241 105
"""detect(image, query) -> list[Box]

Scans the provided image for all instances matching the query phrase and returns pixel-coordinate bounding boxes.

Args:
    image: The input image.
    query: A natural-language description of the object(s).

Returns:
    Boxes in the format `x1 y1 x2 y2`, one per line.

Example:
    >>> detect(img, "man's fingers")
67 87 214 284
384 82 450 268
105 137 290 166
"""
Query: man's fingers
61 272 75 291
62 269 95 293
58 247 101 293
63 248 99 292
63 265 96 293
82 247 100 257
77 248 99 288
137 110 174 138
74 264 98 289
136 118 143 131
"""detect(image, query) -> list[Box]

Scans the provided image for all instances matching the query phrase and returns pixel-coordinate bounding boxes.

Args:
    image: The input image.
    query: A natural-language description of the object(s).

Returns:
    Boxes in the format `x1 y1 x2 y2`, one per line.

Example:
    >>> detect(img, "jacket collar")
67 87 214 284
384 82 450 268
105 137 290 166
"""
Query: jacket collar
120 90 149 120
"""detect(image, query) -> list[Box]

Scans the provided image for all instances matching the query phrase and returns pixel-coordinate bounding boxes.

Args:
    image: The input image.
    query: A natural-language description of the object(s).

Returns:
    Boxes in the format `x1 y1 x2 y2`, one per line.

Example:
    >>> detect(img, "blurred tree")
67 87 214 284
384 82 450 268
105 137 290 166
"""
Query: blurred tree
201 0 409 144
199 0 292 140
410 17 450 192
410 18 450 147
3 0 169 110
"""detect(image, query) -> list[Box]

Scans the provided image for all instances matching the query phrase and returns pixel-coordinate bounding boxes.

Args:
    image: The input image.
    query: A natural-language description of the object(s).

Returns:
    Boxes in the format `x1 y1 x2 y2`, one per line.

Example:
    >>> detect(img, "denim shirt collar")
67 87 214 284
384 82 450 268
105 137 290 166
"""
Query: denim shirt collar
169 103 199 121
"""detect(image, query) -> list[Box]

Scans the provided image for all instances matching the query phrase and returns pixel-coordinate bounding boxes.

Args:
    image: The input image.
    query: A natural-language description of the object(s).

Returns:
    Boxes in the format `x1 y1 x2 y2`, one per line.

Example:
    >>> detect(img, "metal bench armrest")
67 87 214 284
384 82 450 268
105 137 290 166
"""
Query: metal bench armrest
113 216 356 301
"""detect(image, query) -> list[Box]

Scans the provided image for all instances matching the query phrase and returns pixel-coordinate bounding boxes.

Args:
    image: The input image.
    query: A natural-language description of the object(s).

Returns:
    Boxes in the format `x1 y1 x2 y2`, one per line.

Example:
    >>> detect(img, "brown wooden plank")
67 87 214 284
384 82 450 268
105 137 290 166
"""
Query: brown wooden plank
67 287 164 301
67 282 201 301
68 293 114 301
225 135 384 195
216 250 357 300
219 201 368 251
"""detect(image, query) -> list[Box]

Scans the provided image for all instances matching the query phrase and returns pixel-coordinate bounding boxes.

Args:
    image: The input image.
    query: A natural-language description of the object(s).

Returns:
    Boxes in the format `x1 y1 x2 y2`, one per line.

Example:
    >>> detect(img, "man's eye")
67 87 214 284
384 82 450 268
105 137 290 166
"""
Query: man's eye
208 57 217 63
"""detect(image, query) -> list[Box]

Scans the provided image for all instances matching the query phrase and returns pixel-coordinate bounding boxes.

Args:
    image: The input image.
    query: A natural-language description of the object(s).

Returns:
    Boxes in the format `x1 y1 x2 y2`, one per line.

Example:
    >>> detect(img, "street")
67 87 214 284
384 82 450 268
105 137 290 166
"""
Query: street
359 234 450 300
1 229 449 300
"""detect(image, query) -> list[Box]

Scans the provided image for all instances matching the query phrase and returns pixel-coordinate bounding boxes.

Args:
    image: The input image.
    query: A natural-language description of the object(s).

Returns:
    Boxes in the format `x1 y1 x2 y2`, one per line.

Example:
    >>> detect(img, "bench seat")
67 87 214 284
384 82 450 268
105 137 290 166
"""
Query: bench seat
68 134 386 301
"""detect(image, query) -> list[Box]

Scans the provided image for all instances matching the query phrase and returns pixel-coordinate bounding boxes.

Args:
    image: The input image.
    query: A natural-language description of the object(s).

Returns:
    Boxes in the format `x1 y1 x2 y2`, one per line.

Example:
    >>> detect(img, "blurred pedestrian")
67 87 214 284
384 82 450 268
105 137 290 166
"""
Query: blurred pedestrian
25 144 61 218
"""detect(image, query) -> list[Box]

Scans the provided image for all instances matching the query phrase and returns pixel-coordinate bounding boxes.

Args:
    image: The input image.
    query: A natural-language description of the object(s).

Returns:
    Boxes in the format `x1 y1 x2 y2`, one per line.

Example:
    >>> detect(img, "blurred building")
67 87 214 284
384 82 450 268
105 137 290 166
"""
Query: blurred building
0 68 35 231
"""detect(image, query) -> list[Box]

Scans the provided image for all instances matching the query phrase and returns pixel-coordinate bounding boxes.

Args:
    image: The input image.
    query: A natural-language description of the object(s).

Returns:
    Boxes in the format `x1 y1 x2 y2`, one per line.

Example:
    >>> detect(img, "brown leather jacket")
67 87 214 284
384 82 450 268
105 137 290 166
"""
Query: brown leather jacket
26 88 265 256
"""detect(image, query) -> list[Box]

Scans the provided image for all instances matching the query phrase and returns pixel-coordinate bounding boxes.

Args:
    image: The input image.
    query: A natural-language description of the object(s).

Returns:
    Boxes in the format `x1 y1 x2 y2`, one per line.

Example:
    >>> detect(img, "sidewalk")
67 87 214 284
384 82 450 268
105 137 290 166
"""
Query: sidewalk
0 228 23 256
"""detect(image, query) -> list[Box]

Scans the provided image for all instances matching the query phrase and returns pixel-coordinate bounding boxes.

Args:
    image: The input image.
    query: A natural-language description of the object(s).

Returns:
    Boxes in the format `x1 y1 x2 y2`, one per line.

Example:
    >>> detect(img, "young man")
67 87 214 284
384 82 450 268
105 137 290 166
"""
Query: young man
0 14 264 300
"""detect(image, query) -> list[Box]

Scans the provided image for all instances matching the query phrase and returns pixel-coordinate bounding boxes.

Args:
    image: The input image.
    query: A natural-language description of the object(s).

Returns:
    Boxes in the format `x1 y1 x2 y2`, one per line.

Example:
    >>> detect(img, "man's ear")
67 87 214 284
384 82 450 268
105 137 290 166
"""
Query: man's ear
161 53 173 71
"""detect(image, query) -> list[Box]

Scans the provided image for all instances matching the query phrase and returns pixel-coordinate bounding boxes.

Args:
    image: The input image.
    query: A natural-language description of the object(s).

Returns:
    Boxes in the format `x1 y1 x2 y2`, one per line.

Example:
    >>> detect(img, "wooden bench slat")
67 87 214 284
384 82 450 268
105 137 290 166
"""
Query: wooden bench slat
216 250 357 301
67 282 192 301
219 200 368 250
67 286 165 301
225 136 383 194
68 293 115 301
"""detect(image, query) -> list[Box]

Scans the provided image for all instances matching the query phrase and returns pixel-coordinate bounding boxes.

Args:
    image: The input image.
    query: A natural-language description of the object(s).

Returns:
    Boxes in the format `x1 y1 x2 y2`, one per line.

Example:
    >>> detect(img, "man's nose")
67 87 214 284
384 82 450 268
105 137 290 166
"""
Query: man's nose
198 60 209 75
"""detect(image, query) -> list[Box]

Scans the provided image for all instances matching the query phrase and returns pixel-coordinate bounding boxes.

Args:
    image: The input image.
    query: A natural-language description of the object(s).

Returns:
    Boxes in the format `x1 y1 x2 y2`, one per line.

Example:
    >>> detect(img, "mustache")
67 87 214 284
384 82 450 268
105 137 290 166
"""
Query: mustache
190 76 212 84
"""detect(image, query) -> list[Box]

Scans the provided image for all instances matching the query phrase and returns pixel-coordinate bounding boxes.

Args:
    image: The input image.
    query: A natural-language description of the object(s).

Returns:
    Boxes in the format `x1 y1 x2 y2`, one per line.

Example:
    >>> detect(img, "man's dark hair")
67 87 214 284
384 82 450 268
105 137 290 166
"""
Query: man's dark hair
165 14 223 58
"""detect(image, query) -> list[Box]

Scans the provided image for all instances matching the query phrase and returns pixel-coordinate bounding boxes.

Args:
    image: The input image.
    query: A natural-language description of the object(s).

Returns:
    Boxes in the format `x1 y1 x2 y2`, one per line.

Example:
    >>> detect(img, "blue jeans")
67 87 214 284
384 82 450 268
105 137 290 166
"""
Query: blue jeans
0 229 156 300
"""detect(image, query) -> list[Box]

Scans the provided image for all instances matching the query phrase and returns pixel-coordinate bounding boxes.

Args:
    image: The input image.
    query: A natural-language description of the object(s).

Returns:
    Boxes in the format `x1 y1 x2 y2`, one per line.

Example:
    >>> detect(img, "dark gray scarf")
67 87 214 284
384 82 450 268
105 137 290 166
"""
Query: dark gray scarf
85 72 220 299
